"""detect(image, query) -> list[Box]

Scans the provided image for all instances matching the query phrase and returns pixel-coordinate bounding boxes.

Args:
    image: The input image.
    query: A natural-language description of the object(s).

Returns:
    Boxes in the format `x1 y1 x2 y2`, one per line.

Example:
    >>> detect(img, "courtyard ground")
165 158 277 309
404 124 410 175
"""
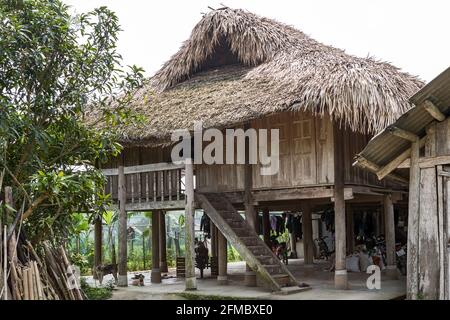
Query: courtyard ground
85 259 405 300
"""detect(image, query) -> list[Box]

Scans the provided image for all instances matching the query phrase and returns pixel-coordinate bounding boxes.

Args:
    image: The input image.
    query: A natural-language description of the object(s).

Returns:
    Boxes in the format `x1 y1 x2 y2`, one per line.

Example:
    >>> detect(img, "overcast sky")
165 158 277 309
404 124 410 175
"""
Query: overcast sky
64 0 449 82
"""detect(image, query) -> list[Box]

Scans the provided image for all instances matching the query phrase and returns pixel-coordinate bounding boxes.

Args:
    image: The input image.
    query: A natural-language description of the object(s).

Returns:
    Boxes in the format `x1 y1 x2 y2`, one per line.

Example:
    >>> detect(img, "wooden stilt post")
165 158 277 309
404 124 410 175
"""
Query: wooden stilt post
217 230 228 285
407 139 420 299
290 230 297 258
346 205 354 254
185 158 197 290
211 224 217 258
384 194 398 279
244 123 257 287
117 162 128 287
302 202 314 265
333 123 348 290
159 211 168 273
93 216 102 280
262 208 271 247
210 223 218 277
151 210 161 283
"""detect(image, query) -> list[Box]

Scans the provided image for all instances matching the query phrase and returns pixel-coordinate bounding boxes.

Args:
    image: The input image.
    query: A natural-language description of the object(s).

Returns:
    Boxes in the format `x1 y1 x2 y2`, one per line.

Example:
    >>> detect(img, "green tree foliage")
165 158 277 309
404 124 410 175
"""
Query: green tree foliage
0 0 144 244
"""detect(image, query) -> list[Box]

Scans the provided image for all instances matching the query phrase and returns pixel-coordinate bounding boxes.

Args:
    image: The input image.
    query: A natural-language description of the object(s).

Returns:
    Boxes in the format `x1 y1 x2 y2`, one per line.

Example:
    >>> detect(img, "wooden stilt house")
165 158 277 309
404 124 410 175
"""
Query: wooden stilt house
95 8 422 292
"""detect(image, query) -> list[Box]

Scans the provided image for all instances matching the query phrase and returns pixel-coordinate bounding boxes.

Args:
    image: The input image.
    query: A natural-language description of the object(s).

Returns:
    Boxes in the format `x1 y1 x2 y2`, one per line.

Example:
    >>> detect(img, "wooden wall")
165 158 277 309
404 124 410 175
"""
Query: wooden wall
195 111 386 192
104 110 390 195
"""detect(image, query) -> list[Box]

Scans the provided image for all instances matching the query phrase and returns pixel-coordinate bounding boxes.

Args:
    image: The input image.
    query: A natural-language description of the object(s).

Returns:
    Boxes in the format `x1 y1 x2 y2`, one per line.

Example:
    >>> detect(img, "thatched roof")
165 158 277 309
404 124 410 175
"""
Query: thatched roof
111 8 423 146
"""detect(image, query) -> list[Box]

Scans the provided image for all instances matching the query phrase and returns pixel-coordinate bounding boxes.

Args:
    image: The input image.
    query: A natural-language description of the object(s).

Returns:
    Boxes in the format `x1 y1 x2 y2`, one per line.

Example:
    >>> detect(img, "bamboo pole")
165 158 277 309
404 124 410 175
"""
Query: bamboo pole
3 225 7 300
27 265 34 300
33 261 44 300
23 268 29 300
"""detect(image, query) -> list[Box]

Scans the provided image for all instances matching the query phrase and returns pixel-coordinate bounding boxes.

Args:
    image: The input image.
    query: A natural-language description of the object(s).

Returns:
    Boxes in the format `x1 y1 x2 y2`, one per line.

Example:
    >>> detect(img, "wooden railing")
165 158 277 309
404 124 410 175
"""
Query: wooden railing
102 162 186 210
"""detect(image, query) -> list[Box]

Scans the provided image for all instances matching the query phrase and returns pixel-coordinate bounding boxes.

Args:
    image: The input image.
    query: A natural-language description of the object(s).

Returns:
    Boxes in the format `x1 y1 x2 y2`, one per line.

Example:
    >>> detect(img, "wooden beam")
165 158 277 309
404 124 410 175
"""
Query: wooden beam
125 200 185 211
330 188 354 201
217 230 228 285
117 163 128 287
419 155 450 168
376 137 426 179
353 156 409 184
184 158 197 290
383 194 398 279
253 186 349 202
388 126 419 142
407 140 420 299
301 201 314 265
333 124 348 290
102 162 185 176
151 210 161 283
423 100 446 122
159 212 168 273
243 122 257 287
93 217 102 279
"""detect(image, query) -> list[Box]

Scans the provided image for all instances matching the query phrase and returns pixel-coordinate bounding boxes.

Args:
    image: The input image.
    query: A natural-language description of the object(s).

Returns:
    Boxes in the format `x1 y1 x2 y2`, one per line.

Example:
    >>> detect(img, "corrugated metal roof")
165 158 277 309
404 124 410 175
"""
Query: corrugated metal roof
356 67 450 173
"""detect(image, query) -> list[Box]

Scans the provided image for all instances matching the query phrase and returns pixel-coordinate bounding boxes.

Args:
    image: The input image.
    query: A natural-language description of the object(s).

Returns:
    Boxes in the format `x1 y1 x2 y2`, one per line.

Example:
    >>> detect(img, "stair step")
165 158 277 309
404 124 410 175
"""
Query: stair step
240 236 259 246
227 220 244 228
233 227 251 236
262 264 282 274
219 211 237 218
256 255 276 265
273 285 312 295
247 245 269 255
272 274 290 286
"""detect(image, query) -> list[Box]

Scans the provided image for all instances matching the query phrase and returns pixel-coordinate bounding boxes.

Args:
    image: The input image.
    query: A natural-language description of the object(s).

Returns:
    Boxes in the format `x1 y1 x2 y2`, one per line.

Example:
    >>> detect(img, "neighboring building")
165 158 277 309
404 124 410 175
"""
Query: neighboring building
95 8 422 292
355 67 450 299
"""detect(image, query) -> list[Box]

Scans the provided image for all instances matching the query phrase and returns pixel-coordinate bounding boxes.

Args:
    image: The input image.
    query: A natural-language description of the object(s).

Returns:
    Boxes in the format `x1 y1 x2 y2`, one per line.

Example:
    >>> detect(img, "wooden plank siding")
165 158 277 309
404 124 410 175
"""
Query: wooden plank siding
103 110 396 200
196 111 388 191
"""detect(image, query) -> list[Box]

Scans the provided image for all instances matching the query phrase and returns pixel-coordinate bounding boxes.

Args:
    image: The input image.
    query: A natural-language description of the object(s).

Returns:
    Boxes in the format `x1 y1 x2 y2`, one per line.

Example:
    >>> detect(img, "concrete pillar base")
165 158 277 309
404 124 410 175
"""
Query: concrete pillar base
334 270 348 290
185 276 197 290
385 265 399 280
245 271 257 287
160 262 168 273
217 275 228 285
151 268 162 283
117 275 128 287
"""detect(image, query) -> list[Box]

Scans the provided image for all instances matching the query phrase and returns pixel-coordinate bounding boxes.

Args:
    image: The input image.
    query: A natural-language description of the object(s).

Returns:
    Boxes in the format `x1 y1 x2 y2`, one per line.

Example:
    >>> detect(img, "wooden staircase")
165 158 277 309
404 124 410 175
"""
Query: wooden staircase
196 192 310 294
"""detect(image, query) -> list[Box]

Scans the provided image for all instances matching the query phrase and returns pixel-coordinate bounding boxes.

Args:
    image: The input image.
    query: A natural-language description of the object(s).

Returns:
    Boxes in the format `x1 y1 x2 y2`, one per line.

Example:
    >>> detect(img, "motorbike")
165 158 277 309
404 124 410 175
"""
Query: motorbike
315 236 334 260
396 243 407 275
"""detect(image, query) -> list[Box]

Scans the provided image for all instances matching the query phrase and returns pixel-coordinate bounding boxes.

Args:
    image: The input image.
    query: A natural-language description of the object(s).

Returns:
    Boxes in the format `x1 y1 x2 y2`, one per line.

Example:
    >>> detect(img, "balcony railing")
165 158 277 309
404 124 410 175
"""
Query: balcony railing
102 162 186 210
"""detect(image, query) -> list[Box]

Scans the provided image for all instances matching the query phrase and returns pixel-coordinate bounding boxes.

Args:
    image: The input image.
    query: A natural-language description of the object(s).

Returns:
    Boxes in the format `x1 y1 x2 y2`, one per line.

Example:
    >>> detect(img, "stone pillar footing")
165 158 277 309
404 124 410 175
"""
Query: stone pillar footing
334 269 348 290
117 275 128 287
185 276 197 290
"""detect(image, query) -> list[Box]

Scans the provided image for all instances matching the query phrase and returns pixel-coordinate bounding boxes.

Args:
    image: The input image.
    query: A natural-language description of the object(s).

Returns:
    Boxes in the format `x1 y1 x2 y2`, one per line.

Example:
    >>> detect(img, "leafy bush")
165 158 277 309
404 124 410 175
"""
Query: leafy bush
80 278 113 300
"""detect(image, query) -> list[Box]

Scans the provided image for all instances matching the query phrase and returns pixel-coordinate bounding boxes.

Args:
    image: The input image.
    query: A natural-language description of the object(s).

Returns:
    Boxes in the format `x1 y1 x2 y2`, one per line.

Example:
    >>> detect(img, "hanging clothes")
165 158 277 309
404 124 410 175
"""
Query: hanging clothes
270 215 277 232
293 214 302 240
200 213 211 238
258 214 263 235
275 215 285 235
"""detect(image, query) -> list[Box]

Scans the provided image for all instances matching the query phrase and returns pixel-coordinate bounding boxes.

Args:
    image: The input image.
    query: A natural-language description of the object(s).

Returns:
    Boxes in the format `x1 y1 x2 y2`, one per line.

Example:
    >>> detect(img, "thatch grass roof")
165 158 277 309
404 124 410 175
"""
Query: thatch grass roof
109 8 423 146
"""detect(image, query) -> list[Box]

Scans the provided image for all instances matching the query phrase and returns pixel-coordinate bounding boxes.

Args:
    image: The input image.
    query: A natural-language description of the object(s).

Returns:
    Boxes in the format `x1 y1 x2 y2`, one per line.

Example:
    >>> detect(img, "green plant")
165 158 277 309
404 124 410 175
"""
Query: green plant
227 246 242 262
0 0 144 245
80 278 113 300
